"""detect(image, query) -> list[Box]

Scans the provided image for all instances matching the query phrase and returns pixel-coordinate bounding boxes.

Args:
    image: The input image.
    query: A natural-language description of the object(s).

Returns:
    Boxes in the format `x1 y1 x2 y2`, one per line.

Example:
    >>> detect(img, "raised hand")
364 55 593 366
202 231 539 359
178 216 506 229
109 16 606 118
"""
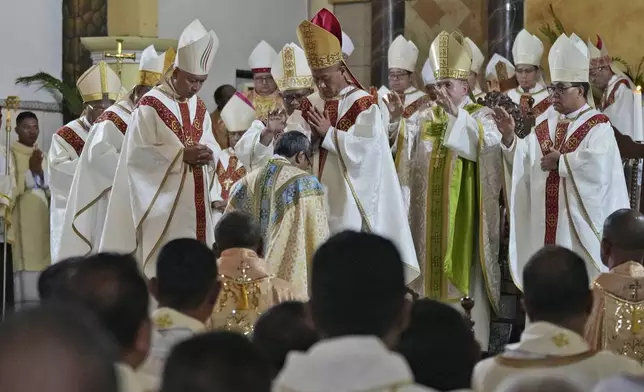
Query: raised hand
492 106 516 147
386 92 404 121
308 106 332 138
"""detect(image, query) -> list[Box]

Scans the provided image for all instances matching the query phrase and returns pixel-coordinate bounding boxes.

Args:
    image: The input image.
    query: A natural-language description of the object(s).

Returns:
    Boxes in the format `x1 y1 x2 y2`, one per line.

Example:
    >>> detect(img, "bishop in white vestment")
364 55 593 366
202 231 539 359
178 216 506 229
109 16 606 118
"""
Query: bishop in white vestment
465 37 486 101
47 61 121 261
236 42 314 172
408 31 503 350
588 36 641 141
378 35 430 214
99 19 221 278
210 92 251 226
499 34 630 290
58 46 174 260
507 30 553 123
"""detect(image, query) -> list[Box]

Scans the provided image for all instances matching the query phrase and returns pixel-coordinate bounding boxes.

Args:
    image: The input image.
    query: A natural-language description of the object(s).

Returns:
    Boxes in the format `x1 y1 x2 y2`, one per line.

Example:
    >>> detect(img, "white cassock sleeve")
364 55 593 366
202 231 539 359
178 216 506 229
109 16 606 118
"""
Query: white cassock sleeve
86 121 124 183
236 120 273 171
443 108 482 162
48 135 80 198
322 104 420 283
605 84 639 141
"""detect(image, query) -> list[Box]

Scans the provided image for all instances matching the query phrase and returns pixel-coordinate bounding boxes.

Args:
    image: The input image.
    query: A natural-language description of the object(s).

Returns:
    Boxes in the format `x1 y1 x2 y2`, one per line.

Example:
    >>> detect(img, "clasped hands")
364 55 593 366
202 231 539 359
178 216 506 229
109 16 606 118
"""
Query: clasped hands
183 144 213 166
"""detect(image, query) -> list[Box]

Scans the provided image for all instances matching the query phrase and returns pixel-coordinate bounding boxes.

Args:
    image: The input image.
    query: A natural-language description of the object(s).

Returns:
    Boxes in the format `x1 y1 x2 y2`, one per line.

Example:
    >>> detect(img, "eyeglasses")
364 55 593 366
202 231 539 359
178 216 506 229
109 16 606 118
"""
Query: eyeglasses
388 72 411 80
516 67 537 75
546 84 579 95
253 76 274 84
282 93 309 103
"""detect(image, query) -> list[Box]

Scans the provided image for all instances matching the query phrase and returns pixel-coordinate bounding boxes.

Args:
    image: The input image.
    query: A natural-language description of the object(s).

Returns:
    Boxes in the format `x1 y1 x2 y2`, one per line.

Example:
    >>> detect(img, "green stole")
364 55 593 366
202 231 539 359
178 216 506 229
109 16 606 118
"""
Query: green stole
423 104 482 300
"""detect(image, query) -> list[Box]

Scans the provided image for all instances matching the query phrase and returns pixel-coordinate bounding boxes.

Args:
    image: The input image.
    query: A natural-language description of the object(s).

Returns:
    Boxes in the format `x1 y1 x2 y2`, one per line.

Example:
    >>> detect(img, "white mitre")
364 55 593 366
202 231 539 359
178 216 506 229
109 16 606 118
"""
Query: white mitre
421 58 436 86
512 29 544 66
175 19 219 76
249 41 278 73
221 92 256 132
77 61 122 102
138 45 176 87
388 35 419 72
342 31 354 57
549 34 589 83
272 43 313 92
464 37 484 73
486 53 516 81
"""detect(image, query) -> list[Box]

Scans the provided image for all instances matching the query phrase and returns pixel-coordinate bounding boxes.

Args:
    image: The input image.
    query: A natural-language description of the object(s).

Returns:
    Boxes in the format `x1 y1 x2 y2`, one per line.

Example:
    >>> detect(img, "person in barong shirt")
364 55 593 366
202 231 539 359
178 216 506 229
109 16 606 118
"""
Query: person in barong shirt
507 29 553 125
210 92 251 227
58 46 174 261
473 246 643 392
236 42 315 173
244 41 284 123
495 33 630 292
407 31 503 352
297 8 419 283
584 209 644 363
9 112 51 309
138 238 220 392
209 211 305 334
48 61 121 261
378 35 430 215
99 19 221 279
225 132 329 300
465 37 487 101
485 54 517 94
588 35 642 141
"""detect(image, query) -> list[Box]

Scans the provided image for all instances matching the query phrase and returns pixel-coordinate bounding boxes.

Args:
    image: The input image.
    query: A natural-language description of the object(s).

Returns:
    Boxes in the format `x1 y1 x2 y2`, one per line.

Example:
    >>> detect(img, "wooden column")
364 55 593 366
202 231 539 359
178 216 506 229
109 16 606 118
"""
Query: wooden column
62 0 107 122
370 0 405 88
487 0 524 62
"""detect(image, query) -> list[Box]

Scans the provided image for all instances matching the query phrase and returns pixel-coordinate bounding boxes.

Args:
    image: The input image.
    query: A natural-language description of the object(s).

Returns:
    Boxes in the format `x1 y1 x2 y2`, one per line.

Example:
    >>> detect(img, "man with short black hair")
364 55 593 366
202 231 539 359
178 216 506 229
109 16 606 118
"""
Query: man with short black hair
0 303 119 392
69 253 151 392
139 238 220 390
161 331 272 392
398 299 481 391
473 245 643 392
497 33 629 291
226 132 329 299
37 256 83 301
209 211 302 333
585 209 644 358
253 301 318 376
274 231 435 391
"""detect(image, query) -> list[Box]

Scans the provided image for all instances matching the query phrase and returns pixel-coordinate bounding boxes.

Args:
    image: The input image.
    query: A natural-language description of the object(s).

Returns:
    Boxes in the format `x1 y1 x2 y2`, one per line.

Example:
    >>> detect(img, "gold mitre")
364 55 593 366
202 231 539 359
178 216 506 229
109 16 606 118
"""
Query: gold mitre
428 31 472 81
137 45 176 87
272 43 313 92
297 10 343 70
76 61 122 103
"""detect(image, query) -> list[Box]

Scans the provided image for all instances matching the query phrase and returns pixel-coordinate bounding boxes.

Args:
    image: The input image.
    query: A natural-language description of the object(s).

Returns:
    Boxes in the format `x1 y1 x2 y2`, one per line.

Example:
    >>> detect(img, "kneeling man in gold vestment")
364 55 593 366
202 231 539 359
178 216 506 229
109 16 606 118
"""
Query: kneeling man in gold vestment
585 208 644 363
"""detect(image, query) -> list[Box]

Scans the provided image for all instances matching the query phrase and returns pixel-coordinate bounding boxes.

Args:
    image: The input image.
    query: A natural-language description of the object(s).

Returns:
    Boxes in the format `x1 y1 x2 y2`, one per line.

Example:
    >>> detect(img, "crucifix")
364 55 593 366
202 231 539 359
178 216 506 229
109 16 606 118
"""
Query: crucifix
104 39 136 78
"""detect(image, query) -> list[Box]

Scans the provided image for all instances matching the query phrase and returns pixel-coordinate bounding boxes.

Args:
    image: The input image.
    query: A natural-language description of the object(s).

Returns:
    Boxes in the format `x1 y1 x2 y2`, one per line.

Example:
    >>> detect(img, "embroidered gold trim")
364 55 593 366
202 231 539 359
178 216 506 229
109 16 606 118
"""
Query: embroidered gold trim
495 351 598 368
138 70 162 87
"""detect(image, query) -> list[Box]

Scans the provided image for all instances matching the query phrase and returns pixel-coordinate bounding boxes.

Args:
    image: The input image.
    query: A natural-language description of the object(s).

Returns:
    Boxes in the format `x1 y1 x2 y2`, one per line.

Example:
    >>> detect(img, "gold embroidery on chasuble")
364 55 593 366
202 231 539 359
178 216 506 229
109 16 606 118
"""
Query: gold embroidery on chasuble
137 95 208 242
421 104 479 301
596 283 644 364
153 313 173 329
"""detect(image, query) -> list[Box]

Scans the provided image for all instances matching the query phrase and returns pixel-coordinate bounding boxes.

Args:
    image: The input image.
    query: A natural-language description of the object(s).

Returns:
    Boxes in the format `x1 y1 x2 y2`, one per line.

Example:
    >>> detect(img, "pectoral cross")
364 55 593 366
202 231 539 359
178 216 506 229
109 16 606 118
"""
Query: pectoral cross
104 39 136 78
223 178 234 192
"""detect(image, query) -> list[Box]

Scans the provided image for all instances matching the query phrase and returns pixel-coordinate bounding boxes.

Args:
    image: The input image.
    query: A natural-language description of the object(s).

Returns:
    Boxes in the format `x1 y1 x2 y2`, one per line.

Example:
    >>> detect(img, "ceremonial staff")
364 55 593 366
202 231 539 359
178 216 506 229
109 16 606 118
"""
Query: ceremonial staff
2 96 18 319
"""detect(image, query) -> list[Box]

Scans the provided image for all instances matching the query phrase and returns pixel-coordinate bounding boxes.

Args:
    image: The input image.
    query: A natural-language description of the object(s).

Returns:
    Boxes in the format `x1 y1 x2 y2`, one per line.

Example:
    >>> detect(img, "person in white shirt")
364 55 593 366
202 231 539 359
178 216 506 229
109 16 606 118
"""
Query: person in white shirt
507 30 553 123
473 245 644 392
138 238 220 391
495 33 630 288
68 254 151 392
588 35 641 141
274 231 436 392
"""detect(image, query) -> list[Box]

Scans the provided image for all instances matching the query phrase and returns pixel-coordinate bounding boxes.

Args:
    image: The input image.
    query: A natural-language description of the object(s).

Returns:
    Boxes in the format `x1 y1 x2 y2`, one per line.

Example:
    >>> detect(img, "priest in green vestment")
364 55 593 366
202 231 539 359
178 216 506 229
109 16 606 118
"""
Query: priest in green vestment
407 31 504 351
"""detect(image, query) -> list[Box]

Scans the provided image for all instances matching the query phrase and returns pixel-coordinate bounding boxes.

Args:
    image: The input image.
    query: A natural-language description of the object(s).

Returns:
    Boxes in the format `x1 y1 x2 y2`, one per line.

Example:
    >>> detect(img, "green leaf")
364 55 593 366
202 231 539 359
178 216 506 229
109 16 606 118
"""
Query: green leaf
15 72 83 116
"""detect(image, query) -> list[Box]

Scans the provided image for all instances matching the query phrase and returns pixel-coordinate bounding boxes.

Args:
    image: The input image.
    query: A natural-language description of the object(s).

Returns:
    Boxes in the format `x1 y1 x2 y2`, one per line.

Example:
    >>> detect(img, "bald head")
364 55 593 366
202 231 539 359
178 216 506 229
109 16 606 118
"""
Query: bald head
601 208 644 268
0 303 118 392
